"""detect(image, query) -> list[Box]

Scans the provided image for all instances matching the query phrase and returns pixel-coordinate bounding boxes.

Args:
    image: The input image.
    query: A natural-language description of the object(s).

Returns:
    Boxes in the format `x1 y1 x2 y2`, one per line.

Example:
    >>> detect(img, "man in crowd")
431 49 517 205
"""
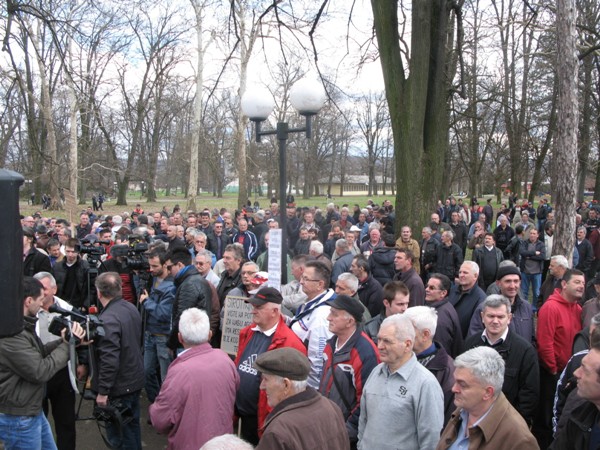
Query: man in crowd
52 237 90 309
468 265 535 344
536 269 585 447
364 281 410 344
207 220 229 261
233 219 259 261
434 231 464 282
437 347 538 449
290 260 336 388
396 226 421 274
234 287 306 444
254 348 350 450
75 212 92 239
424 274 463 358
216 244 244 306
472 233 504 291
394 248 425 307
404 306 456 425
138 247 176 404
420 226 439 282
358 314 444 450
351 255 384 317
280 255 309 314
0 277 84 450
165 248 213 352
150 308 238 449
539 254 569 306
448 261 487 338
449 211 468 257
494 215 515 256
320 295 380 447
331 239 355 284
463 295 539 426
35 272 86 450
575 226 595 281
91 272 145 450
519 228 545 305
550 329 600 448
195 249 220 288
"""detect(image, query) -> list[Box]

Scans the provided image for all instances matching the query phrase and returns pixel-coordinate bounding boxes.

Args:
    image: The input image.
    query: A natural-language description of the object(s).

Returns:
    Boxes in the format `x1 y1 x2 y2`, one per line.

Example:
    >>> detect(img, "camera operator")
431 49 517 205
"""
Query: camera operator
52 237 90 309
34 271 88 450
101 237 138 305
91 272 145 450
138 247 175 403
0 277 85 449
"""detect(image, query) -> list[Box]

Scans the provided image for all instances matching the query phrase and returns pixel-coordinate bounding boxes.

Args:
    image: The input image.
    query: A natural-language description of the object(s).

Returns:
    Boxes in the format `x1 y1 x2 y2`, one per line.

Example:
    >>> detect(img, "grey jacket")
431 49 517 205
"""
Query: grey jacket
0 316 69 415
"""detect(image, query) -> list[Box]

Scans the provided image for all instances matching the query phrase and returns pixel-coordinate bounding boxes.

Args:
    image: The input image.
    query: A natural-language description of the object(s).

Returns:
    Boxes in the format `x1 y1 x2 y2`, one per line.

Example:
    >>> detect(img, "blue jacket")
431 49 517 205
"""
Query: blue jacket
143 277 176 335
232 230 259 261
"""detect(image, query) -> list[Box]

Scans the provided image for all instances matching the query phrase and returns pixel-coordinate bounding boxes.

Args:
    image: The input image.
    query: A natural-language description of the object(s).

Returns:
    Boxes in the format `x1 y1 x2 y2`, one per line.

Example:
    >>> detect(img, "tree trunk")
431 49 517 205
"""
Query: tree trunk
553 0 579 261
372 0 451 230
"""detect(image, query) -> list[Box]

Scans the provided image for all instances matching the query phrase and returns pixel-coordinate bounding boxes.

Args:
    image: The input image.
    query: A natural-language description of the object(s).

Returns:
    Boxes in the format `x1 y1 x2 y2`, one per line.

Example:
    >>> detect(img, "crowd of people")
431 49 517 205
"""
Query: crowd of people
3 195 600 449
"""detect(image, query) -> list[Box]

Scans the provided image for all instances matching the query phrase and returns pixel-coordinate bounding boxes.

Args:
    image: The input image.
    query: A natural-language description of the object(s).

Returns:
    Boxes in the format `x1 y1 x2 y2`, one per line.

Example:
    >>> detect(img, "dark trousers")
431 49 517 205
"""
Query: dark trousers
43 367 76 450
106 391 142 450
239 415 259 445
533 367 559 449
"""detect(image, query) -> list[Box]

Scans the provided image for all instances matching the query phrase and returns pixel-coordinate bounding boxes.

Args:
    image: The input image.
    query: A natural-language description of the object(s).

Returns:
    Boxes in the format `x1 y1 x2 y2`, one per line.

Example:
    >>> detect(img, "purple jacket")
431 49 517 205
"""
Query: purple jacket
149 343 239 449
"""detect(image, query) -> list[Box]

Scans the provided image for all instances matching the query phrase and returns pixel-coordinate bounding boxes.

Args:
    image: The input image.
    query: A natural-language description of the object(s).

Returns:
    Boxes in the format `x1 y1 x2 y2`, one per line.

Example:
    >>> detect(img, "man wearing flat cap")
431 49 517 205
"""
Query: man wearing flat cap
234 287 306 445
468 264 535 344
319 295 380 449
254 348 350 450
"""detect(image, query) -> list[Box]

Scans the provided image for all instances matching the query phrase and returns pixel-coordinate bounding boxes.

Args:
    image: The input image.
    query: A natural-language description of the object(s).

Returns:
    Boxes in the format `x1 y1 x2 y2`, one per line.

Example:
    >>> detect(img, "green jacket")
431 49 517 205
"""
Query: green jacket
0 316 69 415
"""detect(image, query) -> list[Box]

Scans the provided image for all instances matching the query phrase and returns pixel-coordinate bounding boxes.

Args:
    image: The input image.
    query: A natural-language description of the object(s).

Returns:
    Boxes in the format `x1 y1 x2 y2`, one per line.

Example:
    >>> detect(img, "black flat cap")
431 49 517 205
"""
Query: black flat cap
496 265 521 281
326 294 363 323
253 348 310 381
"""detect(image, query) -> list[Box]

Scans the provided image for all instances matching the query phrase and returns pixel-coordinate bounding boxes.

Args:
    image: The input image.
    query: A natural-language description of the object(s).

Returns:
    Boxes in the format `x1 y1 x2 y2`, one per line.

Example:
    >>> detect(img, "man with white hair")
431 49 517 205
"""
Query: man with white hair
358 314 444 450
437 347 538 449
332 239 355 284
539 255 569 306
254 348 350 450
463 295 539 426
404 306 456 425
448 261 487 338
150 308 238 449
200 434 254 450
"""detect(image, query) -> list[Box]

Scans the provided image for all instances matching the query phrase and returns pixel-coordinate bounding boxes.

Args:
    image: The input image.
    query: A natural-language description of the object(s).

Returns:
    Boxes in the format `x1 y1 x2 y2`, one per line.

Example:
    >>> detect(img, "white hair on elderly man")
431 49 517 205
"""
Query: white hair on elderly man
454 346 505 396
179 308 210 346
199 434 254 450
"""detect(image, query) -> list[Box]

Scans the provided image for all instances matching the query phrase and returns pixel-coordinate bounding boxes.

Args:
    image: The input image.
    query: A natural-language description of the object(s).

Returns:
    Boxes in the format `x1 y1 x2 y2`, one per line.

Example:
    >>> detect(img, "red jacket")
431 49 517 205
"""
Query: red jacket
537 288 582 374
234 315 307 434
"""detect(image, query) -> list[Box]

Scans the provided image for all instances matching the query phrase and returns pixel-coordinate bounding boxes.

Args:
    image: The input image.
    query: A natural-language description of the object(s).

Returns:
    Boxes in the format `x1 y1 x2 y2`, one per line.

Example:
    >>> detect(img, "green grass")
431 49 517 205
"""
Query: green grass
19 192 399 220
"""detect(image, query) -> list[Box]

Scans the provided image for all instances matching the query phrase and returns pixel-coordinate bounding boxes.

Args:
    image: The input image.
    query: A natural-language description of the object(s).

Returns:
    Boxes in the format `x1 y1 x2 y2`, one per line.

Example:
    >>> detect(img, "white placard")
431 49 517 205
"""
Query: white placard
268 229 282 290
221 295 254 356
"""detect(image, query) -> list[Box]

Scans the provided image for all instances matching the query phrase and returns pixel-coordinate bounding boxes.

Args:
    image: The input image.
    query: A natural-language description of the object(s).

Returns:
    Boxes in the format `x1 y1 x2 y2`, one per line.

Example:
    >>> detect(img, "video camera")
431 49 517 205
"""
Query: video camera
48 303 105 342
109 234 150 272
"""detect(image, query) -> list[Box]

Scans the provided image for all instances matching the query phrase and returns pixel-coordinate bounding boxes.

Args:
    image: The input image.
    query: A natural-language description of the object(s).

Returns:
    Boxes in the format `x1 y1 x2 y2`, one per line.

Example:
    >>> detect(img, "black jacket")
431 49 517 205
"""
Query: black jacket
364 313 385 345
357 274 384 317
420 237 439 272
216 268 242 306
52 257 90 308
428 299 463 358
368 247 396 287
448 284 487 338
92 297 145 397
23 247 51 277
207 233 230 260
434 243 464 280
168 265 213 350
493 225 515 252
550 400 600 450
464 329 539 425
417 342 455 425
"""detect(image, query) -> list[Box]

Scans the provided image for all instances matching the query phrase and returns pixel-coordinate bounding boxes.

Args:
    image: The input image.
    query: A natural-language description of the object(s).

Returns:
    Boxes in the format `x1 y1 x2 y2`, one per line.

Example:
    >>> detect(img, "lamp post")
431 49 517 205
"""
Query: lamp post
241 78 326 284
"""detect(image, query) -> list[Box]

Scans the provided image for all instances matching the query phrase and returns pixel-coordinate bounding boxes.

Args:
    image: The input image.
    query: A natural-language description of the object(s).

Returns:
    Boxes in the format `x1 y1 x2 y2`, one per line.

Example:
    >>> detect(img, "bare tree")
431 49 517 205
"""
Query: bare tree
553 0 579 260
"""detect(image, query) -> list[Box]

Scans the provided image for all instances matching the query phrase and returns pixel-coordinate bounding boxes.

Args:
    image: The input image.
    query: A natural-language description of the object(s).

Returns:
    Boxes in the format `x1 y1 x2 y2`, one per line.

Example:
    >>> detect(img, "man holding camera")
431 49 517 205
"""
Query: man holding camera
91 272 145 450
0 277 84 450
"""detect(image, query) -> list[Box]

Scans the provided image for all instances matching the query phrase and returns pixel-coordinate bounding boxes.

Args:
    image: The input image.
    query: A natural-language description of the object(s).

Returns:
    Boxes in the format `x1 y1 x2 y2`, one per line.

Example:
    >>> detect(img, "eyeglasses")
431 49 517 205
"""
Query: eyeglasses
425 285 441 290
241 271 257 276
301 276 321 283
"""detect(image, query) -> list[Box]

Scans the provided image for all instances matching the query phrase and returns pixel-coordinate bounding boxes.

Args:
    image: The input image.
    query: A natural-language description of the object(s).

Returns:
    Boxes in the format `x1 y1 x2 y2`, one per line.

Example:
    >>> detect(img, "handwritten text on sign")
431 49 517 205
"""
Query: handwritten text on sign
221 295 254 356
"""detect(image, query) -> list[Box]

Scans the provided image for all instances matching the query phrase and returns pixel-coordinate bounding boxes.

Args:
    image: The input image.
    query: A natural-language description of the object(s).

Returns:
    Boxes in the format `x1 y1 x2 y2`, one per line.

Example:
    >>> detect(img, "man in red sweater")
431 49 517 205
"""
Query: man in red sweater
234 287 306 445
535 268 584 447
